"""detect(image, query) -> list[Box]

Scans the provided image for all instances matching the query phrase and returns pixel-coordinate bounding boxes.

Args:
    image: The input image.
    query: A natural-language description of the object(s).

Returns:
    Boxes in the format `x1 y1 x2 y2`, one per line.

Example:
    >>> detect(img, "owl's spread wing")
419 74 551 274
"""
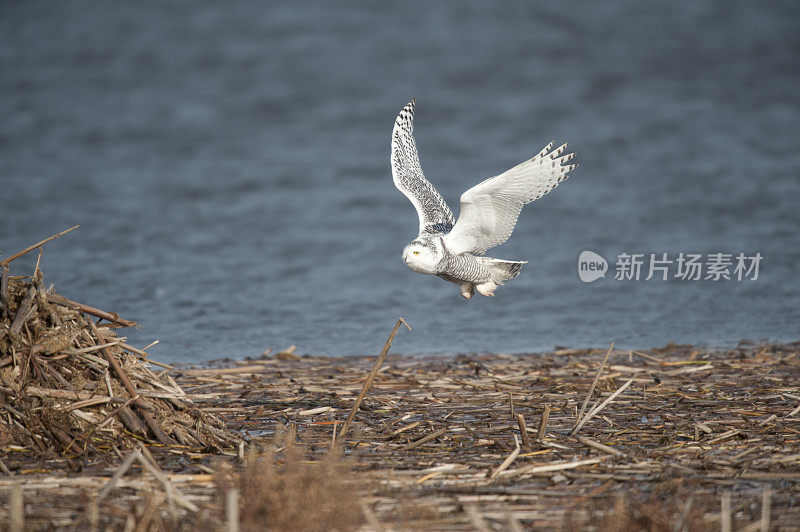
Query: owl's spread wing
391 100 455 234
443 141 577 255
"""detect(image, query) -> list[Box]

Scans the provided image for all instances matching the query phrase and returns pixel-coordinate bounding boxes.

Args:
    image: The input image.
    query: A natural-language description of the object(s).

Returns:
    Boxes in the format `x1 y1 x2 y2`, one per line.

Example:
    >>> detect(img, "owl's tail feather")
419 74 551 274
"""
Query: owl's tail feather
477 257 527 284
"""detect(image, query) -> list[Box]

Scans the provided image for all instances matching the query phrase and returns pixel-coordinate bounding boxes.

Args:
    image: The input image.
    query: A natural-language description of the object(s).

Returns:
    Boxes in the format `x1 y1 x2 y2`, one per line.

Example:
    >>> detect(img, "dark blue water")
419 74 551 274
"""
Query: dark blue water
1 1 799 361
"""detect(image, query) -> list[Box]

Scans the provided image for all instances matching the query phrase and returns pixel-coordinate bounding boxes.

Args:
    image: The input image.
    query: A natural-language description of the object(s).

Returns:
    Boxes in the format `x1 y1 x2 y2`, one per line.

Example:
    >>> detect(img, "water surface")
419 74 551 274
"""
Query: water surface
1 1 798 361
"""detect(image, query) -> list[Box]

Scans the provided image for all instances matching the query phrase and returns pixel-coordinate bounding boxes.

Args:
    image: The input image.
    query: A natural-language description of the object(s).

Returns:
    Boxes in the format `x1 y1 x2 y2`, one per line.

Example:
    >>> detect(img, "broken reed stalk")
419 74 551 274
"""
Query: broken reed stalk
1 246 226 457
97 449 198 515
516 414 530 449
401 426 447 451
4 340 800 529
360 502 384 532
572 378 635 435
337 317 411 444
135 450 198 513
226 488 240 532
490 435 521 479
571 342 614 435
537 403 551 441
64 395 140 452
98 450 141 500
761 489 771 532
574 435 624 456
515 457 607 477
49 293 136 328
466 506 491 532
0 263 9 316
721 491 732 532
10 484 24 532
87 318 173 445
0 225 79 267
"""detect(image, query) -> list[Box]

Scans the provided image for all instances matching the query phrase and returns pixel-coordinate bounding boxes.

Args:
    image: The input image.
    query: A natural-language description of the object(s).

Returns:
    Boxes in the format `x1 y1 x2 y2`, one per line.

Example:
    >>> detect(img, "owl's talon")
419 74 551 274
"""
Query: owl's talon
459 283 475 300
475 281 497 297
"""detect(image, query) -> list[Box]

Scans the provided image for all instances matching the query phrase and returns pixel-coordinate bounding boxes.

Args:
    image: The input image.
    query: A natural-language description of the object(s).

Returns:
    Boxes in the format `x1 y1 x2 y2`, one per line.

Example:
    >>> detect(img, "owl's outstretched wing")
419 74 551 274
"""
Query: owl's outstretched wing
391 100 455 234
443 141 577 255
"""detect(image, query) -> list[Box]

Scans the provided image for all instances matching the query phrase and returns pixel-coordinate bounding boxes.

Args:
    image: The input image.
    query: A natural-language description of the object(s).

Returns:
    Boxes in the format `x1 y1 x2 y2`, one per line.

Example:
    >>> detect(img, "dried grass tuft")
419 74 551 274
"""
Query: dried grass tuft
216 428 365 532
563 489 711 532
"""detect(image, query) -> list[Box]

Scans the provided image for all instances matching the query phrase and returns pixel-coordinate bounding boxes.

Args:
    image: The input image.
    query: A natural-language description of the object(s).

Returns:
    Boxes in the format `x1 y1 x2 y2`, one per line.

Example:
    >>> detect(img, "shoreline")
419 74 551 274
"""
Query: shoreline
3 340 799 529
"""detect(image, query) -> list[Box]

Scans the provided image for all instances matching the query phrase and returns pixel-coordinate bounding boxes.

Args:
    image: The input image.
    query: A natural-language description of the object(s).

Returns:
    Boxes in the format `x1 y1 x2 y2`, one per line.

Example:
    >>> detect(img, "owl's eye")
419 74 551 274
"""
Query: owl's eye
413 251 420 255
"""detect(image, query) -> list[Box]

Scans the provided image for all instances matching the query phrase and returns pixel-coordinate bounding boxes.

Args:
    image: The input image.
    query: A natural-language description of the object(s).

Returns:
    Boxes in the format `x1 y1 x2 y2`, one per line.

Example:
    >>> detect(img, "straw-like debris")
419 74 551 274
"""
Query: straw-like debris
3 335 800 529
0 231 238 463
2 232 799 530
173 339 799 530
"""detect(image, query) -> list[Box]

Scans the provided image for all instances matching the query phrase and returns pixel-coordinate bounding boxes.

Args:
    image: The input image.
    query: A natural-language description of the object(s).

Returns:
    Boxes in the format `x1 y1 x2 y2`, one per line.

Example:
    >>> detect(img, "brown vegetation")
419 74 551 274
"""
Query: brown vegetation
0 230 237 462
216 426 364 532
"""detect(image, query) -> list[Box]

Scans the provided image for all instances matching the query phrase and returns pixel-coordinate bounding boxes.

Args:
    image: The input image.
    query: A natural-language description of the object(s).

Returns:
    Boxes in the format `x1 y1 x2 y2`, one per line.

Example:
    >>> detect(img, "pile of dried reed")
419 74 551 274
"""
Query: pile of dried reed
0 228 238 463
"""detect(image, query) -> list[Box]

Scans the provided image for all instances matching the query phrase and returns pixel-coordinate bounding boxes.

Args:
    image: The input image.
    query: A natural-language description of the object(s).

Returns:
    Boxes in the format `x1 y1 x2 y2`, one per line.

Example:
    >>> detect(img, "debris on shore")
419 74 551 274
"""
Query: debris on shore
5 336 799 530
1 230 799 530
0 229 238 462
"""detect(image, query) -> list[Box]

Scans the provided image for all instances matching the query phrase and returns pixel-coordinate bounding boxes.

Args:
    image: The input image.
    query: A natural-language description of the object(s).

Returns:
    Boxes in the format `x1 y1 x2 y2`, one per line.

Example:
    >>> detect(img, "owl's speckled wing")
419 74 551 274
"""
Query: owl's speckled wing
391 100 455 235
443 142 578 255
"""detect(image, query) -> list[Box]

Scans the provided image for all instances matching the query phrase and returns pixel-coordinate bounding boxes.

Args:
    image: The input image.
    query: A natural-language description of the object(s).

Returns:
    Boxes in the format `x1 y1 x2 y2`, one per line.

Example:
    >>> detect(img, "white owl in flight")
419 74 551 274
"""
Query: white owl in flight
391 100 577 299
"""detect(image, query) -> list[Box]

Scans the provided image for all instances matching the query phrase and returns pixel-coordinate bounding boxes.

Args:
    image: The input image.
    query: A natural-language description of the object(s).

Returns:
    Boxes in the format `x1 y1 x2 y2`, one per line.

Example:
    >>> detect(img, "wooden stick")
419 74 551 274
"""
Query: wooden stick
0 225 79 266
537 404 551 441
401 426 447 451
571 342 613 434
338 317 411 443
516 414 530 449
49 293 136 327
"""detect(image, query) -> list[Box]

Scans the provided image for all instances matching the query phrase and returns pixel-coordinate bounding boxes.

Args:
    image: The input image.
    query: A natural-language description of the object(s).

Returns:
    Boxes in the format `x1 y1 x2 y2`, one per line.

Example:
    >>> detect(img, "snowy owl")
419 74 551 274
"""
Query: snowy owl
391 100 577 299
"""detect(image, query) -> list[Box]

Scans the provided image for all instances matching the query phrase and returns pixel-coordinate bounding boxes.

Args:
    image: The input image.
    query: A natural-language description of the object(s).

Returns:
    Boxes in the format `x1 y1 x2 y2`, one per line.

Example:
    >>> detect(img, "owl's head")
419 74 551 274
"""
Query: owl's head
402 239 442 274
